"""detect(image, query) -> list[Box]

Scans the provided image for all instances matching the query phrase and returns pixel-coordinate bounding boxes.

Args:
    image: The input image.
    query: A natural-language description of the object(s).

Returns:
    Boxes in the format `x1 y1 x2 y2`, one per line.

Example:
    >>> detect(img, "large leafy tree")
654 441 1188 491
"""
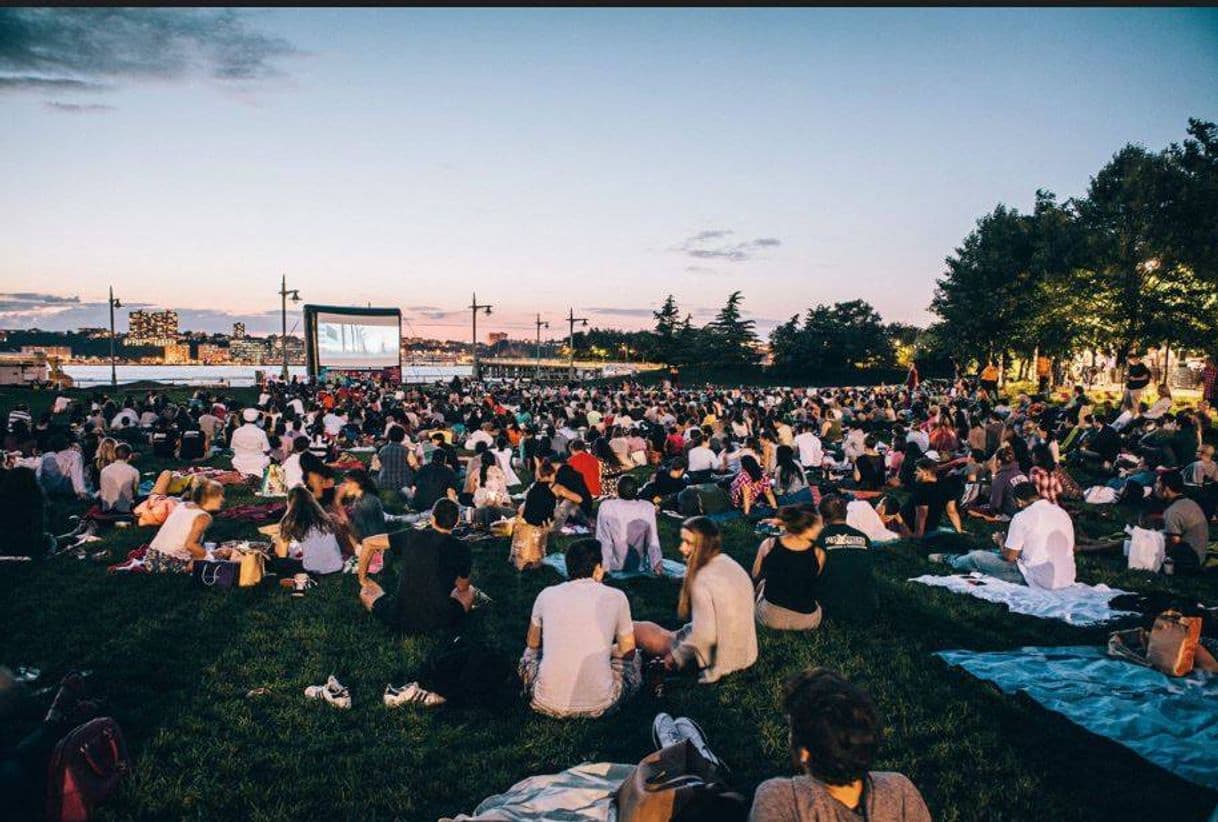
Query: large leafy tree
769 299 895 376
651 294 681 364
704 291 761 367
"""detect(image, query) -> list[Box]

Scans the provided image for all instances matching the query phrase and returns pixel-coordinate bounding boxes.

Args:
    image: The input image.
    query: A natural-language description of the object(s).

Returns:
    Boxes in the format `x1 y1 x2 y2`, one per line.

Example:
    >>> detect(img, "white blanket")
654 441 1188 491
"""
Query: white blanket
444 761 630 821
909 572 1136 626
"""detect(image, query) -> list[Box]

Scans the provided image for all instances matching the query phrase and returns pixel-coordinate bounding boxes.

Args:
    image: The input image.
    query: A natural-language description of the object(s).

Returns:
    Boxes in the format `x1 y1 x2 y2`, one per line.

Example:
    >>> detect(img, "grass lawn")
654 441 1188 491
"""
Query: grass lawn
1 386 1216 821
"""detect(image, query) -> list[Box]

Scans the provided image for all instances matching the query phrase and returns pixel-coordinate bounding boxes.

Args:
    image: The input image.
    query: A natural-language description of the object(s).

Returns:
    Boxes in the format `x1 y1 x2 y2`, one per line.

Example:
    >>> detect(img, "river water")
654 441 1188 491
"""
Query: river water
62 364 472 388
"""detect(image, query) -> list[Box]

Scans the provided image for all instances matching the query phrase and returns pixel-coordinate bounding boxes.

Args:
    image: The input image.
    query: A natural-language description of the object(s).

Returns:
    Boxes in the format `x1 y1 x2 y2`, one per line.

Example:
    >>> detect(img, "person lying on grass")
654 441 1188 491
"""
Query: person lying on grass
145 480 225 573
634 516 758 684
749 667 932 821
519 538 640 719
929 481 1076 588
752 503 826 631
358 498 474 635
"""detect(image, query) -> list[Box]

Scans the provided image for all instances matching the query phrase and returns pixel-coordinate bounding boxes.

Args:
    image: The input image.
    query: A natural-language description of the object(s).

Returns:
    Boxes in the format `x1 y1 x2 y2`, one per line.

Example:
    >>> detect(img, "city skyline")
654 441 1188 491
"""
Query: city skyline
3 8 1217 340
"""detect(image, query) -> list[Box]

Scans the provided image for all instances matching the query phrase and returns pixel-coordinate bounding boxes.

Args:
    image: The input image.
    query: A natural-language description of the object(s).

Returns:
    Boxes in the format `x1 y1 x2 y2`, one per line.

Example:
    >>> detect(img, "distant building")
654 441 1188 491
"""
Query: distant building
197 343 230 364
21 345 72 359
487 332 509 345
128 309 179 346
163 343 191 364
232 322 246 339
265 334 305 365
229 337 269 365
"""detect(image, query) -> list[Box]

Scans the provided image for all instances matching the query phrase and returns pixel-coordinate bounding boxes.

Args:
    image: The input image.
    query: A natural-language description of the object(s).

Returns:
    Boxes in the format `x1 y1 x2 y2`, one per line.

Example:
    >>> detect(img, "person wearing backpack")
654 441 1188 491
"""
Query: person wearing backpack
748 668 931 821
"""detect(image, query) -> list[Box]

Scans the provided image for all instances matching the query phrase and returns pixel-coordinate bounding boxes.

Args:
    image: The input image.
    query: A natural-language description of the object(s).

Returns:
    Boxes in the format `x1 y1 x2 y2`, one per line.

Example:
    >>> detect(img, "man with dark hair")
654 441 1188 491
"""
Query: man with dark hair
566 439 602 498
376 424 415 494
815 494 876 624
357 498 473 635
1157 470 1208 575
430 431 461 472
410 448 459 512
519 539 639 718
640 456 688 510
594 475 663 575
749 668 930 820
931 481 1076 587
901 458 963 538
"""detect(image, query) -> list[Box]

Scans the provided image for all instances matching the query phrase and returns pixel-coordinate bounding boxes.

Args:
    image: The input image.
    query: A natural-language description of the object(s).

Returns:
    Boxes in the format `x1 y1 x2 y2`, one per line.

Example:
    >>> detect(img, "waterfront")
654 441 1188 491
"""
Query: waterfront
61 364 472 387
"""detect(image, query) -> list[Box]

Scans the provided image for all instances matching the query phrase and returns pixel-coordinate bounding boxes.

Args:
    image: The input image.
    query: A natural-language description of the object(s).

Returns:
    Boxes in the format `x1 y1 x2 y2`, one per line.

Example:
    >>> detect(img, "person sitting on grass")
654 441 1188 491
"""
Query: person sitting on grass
145 479 225 573
266 486 345 579
358 498 474 634
229 407 271 478
748 668 932 821
1157 470 1209 576
900 457 964 543
634 516 758 683
816 493 877 625
594 475 663 575
97 442 139 515
519 538 639 719
408 448 460 513
731 454 778 516
930 482 1075 588
852 435 888 491
0 466 57 559
751 504 826 631
638 455 688 510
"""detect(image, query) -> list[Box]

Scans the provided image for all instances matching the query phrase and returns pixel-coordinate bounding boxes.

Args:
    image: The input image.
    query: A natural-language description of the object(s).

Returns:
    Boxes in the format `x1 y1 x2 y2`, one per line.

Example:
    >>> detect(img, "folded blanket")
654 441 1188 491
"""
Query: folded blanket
217 502 286 523
910 573 1135 626
543 553 686 581
937 646 1218 791
443 762 631 822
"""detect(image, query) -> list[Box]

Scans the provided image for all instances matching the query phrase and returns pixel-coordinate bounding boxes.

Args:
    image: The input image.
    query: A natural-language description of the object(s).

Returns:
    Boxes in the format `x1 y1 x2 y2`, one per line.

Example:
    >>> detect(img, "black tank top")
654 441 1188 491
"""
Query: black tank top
760 537 820 614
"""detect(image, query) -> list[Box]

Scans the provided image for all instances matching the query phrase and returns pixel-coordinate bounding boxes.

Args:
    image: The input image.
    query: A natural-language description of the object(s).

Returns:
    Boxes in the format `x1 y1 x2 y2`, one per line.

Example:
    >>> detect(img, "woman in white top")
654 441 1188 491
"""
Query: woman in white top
633 517 758 683
146 480 225 573
491 435 521 487
271 486 344 575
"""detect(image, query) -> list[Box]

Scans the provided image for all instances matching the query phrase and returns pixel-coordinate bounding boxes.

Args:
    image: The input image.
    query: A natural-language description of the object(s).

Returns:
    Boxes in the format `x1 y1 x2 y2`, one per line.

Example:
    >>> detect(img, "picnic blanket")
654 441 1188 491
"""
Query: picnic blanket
179 466 247 485
443 761 631 821
217 502 286 523
542 553 686 581
909 573 1135 626
937 646 1218 791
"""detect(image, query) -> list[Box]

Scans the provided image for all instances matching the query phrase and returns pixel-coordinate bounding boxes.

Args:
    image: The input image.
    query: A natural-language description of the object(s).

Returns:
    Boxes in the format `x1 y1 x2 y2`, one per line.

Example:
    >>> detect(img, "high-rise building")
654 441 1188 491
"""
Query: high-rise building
163 343 191 364
229 337 269 365
127 309 179 346
232 322 246 339
197 343 230 364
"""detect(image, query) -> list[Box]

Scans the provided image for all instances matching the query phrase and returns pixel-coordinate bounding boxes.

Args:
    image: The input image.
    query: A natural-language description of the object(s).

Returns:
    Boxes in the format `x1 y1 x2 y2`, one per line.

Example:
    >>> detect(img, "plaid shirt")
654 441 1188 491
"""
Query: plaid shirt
1028 465 1061 506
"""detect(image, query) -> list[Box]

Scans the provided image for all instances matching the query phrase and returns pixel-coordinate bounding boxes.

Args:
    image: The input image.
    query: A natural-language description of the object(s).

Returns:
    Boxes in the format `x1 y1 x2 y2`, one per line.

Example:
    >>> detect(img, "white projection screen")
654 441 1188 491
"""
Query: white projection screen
313 310 401 369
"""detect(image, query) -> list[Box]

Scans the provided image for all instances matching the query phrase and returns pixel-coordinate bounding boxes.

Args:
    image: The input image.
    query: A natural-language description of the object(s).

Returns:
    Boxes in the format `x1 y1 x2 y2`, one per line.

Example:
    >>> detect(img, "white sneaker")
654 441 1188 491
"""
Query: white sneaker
383 681 445 709
674 716 727 772
304 675 351 709
651 712 683 750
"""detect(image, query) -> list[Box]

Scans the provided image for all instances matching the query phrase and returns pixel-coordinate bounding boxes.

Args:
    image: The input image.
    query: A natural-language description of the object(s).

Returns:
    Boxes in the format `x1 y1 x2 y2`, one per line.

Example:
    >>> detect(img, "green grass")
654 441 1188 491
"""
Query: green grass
2 386 1217 820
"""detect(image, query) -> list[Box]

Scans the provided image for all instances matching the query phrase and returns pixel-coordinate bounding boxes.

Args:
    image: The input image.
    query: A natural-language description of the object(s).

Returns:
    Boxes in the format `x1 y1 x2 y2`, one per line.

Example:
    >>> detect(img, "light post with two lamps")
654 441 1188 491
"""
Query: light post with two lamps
565 308 588 382
278 274 301 382
534 313 549 380
469 293 493 381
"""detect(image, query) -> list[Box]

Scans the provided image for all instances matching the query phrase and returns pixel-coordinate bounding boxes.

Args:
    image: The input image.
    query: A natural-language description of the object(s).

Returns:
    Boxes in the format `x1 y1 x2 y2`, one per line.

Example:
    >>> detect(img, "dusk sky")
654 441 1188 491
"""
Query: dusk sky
3 8 1216 341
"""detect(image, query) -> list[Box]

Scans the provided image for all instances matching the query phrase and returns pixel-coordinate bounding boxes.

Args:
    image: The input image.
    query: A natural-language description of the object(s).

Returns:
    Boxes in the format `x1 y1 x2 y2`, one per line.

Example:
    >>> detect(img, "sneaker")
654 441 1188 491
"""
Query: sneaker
304 675 351 709
651 711 683 750
674 716 728 773
383 681 446 709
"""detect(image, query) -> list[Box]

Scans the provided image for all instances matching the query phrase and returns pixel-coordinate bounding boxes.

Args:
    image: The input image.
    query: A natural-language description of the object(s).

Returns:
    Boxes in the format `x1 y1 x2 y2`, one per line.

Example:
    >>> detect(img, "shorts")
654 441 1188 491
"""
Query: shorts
755 584 822 631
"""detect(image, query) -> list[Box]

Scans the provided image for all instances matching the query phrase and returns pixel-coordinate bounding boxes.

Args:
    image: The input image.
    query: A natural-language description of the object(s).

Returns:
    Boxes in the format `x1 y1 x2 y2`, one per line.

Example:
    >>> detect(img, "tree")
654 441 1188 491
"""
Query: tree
703 291 761 367
769 300 895 376
651 294 681 364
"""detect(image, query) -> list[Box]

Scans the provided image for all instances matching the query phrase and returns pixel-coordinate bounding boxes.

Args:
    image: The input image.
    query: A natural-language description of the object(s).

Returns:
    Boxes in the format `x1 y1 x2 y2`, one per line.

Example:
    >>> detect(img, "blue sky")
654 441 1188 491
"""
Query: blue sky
2 8 1216 340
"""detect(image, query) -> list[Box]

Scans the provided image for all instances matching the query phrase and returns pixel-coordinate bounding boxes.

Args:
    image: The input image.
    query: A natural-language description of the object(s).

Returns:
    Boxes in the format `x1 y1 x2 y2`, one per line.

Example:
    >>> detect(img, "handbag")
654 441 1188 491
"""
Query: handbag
614 740 746 822
1147 610 1203 676
192 559 238 590
236 549 265 587
46 717 131 822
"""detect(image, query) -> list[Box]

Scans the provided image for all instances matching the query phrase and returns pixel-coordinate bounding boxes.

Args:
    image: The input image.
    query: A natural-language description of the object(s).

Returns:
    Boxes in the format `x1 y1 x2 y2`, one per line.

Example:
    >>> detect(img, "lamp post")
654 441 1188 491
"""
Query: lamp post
469 293 493 381
108 286 122 387
534 313 549 381
278 274 300 382
565 308 588 382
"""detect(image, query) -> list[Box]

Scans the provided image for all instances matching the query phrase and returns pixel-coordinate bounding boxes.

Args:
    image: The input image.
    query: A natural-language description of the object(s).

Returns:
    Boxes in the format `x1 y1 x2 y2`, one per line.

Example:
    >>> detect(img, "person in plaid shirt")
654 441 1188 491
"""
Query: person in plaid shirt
1028 444 1062 505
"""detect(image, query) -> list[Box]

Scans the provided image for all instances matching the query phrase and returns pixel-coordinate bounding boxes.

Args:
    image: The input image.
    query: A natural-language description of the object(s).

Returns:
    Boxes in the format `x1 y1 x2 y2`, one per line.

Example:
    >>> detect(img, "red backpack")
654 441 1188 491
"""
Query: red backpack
46 717 131 822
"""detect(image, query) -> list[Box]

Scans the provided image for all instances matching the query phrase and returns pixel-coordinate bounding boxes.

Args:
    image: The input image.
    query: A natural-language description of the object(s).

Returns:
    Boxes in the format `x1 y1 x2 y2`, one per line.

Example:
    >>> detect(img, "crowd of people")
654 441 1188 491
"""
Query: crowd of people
2 352 1215 819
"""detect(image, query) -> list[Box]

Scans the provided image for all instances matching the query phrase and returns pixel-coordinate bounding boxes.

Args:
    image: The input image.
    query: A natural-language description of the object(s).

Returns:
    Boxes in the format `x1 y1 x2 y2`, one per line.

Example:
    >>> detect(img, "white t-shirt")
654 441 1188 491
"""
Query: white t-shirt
793 432 823 468
99 460 140 512
687 446 717 473
1005 499 1076 590
529 579 633 717
322 412 346 437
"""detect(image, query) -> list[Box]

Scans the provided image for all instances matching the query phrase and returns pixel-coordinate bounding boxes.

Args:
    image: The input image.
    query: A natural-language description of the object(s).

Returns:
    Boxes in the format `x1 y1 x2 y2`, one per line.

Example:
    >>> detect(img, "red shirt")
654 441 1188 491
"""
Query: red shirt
567 451 602 497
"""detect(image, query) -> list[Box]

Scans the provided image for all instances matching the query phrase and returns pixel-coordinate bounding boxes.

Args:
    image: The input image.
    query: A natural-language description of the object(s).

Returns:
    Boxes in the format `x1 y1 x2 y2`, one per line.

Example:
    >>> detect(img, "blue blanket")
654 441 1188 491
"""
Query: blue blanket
542 553 686 581
937 646 1218 791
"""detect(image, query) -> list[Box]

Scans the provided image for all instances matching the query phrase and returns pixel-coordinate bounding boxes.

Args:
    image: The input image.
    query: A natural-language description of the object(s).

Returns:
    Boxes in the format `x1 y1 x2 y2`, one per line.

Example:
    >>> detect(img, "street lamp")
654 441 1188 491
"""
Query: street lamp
469 293 493 381
108 286 122 387
566 308 589 382
278 275 301 382
534 313 549 381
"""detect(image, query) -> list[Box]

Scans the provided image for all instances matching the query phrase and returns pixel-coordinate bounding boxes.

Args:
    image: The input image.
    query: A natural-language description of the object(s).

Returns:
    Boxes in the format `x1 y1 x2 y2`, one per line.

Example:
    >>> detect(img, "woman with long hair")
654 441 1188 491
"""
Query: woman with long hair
730 453 778 515
633 516 757 683
271 485 343 576
472 449 515 528
91 437 119 488
752 504 826 631
774 445 809 501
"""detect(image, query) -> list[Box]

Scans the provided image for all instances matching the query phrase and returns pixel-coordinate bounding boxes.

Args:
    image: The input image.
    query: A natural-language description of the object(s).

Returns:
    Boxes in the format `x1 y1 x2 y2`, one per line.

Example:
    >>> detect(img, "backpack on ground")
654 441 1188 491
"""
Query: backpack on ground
614 739 747 822
46 717 131 822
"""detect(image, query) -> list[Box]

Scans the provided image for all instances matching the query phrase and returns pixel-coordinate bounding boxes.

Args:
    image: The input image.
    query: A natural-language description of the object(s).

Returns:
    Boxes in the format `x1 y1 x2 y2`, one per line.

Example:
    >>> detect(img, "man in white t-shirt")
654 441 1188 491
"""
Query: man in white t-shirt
686 432 717 478
931 483 1075 588
322 409 347 438
792 423 823 470
519 539 639 719
230 408 271 477
98 443 140 513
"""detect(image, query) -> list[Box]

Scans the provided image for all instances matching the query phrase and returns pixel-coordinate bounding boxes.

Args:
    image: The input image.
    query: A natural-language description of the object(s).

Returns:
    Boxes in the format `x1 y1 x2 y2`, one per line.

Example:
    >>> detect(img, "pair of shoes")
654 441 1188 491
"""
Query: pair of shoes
651 712 729 774
383 682 446 709
304 675 351 709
